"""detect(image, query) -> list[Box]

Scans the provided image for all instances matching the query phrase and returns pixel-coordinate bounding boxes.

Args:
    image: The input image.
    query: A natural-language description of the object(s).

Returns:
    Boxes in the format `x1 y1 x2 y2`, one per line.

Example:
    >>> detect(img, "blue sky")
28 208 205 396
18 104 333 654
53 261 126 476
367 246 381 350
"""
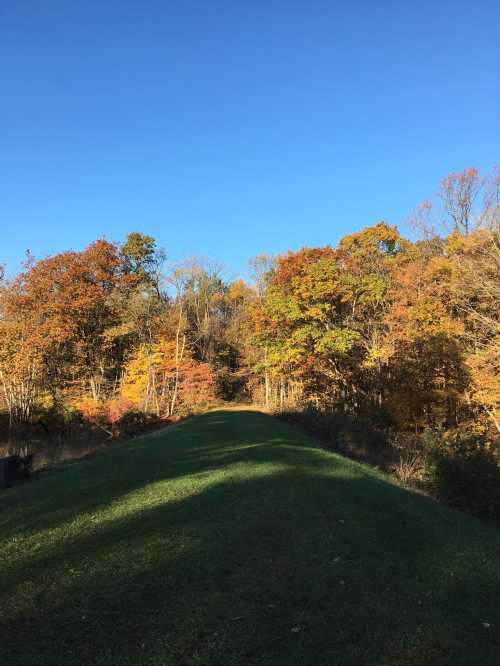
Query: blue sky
1 1 499 278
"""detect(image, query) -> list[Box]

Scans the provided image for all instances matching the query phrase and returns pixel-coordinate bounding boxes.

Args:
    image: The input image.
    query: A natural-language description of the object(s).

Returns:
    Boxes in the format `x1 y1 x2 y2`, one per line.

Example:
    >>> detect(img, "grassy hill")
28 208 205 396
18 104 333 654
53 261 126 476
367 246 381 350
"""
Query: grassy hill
1 409 499 665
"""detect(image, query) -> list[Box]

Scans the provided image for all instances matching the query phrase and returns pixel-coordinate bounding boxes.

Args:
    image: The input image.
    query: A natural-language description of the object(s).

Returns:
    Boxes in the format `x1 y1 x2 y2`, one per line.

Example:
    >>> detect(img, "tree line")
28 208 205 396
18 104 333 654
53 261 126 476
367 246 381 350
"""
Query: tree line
1 166 499 515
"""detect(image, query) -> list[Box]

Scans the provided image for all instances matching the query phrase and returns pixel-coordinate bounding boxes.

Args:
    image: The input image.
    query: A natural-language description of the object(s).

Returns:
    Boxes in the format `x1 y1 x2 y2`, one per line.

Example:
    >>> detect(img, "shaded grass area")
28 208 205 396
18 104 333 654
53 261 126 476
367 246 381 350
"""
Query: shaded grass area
1 410 500 665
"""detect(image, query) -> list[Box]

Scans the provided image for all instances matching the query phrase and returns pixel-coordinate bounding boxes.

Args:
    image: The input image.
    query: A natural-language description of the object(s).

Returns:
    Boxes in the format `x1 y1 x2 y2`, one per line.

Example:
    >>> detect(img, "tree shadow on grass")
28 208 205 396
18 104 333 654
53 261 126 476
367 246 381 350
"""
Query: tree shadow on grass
1 411 500 665
0 410 326 538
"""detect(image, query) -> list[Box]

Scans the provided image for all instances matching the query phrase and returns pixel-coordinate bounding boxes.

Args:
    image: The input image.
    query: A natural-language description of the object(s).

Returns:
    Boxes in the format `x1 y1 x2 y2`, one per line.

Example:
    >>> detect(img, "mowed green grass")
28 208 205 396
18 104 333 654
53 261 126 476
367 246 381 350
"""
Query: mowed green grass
1 410 500 665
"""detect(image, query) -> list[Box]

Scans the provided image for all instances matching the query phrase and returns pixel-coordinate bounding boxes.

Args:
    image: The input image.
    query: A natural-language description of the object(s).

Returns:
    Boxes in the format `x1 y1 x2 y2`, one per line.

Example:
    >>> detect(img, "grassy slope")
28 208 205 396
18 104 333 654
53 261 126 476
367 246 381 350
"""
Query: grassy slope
1 410 499 666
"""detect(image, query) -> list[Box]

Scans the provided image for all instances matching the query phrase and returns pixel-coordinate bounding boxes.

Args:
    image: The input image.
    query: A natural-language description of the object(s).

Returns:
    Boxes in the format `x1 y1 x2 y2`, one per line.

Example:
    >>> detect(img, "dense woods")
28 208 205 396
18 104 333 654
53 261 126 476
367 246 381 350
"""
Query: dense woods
1 167 499 518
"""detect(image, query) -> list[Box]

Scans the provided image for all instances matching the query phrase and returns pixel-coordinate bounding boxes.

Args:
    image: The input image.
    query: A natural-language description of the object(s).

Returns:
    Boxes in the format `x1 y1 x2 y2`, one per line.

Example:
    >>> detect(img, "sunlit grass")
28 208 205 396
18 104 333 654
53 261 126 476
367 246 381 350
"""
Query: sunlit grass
1 410 500 665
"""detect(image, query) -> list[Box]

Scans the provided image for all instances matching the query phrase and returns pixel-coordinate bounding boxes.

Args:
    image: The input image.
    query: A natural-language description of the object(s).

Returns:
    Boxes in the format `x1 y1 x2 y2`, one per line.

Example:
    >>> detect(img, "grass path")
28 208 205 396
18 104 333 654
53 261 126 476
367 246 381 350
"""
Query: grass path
1 410 500 665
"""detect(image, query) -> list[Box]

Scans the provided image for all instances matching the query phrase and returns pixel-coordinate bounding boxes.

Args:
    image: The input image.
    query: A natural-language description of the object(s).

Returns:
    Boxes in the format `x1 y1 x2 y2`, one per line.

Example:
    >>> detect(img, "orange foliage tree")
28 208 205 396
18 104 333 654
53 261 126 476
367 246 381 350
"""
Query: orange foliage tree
121 337 216 417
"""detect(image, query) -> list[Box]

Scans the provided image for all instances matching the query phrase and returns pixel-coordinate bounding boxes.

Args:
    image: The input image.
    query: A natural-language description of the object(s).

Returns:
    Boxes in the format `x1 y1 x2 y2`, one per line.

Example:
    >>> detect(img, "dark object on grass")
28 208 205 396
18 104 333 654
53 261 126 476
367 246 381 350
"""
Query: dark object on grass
15 453 34 479
0 453 34 489
0 456 18 489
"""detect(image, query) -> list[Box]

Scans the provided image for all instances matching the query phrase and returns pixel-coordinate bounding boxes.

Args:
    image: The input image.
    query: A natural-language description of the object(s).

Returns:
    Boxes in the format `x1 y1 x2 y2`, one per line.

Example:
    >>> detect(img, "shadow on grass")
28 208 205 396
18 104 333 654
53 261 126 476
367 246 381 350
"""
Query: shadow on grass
1 410 500 665
0 411 334 538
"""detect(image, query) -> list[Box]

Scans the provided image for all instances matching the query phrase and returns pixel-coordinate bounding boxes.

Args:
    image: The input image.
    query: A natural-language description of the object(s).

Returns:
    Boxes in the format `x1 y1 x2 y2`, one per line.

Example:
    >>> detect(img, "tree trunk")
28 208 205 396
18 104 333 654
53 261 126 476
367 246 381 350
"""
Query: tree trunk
170 306 186 417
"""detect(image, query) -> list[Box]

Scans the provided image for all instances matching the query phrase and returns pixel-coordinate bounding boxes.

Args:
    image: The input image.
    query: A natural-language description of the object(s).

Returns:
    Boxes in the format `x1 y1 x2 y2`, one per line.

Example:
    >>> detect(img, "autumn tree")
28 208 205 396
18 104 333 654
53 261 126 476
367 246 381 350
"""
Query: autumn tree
383 248 467 429
439 168 483 235
121 336 215 416
410 166 499 238
0 284 47 425
121 231 166 297
0 240 135 423
250 223 410 411
401 166 500 433
450 228 500 433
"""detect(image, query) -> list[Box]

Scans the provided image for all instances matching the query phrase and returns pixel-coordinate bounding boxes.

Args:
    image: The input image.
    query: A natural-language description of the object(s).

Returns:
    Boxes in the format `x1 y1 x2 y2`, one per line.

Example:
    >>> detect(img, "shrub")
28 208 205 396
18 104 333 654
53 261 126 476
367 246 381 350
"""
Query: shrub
278 407 389 454
112 409 152 438
389 433 425 484
424 429 500 520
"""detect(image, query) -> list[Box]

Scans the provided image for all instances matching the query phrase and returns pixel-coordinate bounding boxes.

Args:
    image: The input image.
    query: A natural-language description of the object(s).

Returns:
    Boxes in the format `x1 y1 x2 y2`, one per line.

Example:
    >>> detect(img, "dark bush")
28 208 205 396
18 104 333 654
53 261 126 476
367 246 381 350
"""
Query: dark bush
27 404 86 437
279 407 389 455
424 429 500 521
112 409 162 439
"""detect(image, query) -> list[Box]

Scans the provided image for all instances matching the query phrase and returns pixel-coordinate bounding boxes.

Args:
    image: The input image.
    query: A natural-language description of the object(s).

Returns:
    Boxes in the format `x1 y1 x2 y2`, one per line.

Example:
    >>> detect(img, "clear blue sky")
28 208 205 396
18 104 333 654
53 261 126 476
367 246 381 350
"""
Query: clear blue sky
2 1 499 277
